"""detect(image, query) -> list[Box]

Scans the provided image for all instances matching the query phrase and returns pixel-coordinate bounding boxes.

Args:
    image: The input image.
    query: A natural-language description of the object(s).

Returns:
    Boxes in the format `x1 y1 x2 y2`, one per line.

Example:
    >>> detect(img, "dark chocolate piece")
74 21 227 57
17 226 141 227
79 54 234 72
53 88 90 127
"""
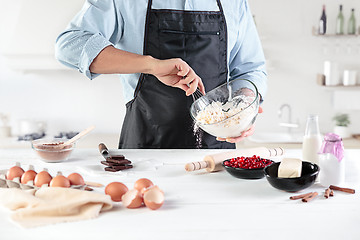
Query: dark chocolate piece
104 167 119 172
107 155 125 160
101 160 131 166
101 161 113 166
105 158 131 165
104 165 133 172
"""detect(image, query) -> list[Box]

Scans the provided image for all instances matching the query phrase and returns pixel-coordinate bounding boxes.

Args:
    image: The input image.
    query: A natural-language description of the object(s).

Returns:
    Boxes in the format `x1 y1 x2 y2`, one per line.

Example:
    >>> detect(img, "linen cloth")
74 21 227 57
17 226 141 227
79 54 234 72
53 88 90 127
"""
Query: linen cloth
0 187 113 228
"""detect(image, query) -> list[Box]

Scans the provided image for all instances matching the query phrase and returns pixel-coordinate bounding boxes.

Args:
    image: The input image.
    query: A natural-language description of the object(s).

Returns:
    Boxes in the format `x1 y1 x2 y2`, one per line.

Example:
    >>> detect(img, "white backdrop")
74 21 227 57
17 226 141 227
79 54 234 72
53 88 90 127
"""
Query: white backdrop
0 0 359 137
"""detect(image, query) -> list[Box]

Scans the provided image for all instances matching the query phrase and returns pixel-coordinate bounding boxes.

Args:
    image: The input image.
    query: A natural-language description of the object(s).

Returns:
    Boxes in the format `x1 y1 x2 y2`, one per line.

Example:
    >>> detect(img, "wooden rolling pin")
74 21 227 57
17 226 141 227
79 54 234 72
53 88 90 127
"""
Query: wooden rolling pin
185 147 284 172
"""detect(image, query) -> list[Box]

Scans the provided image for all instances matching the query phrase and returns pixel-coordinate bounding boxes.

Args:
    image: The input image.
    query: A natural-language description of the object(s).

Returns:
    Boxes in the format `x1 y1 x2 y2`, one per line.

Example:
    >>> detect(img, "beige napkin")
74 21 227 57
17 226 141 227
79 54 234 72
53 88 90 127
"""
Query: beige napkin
0 187 113 228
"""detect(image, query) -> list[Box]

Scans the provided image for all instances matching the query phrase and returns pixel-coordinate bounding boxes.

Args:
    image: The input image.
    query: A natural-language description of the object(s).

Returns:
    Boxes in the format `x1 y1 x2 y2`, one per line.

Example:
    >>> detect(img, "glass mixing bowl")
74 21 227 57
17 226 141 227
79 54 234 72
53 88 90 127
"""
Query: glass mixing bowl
190 79 260 138
32 138 75 163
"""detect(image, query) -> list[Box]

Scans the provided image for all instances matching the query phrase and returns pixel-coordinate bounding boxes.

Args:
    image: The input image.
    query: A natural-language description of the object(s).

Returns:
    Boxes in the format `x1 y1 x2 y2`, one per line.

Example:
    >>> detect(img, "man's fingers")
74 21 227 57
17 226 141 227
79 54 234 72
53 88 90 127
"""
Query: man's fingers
198 79 206 95
258 106 263 113
185 78 199 96
176 61 190 77
216 124 256 143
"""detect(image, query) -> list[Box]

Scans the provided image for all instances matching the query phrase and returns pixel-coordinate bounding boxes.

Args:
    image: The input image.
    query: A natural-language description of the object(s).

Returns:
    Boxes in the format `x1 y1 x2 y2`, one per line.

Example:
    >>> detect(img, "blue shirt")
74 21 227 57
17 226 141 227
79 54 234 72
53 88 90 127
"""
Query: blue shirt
55 0 267 103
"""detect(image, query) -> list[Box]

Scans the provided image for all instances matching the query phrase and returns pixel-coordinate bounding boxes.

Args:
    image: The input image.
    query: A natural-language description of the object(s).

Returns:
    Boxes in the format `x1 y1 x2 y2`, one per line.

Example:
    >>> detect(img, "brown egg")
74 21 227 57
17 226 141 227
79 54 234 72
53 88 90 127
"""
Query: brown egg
105 182 128 202
122 189 143 209
6 166 25 180
134 178 154 194
21 170 37 184
50 175 71 188
34 171 53 187
143 186 164 210
67 173 85 186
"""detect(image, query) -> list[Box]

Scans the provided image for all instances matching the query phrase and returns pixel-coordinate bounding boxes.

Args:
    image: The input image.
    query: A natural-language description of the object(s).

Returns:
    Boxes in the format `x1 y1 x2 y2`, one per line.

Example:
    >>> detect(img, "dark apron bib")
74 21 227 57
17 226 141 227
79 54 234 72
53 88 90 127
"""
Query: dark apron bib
119 0 234 149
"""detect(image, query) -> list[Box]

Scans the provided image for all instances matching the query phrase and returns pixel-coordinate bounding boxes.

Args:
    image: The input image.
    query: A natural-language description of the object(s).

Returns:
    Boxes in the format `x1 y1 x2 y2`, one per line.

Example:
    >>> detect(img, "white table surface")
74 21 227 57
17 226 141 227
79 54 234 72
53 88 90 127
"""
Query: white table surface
0 148 359 240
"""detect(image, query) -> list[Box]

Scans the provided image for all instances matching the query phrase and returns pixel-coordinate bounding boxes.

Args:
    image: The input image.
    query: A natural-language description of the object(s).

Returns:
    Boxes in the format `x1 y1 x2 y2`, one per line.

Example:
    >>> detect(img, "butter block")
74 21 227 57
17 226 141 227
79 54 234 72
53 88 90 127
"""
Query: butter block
278 158 302 178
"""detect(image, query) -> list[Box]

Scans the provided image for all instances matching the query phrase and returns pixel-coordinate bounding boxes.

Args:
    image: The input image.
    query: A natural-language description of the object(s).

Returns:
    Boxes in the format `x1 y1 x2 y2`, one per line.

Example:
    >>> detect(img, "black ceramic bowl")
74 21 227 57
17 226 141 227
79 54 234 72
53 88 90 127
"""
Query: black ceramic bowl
264 161 319 192
222 160 274 179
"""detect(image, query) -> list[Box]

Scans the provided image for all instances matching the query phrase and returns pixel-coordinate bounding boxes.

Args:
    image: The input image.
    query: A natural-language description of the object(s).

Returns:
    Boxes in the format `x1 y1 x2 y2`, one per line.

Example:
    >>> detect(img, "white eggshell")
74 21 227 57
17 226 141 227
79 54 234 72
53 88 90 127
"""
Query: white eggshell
143 186 164 210
122 189 143 209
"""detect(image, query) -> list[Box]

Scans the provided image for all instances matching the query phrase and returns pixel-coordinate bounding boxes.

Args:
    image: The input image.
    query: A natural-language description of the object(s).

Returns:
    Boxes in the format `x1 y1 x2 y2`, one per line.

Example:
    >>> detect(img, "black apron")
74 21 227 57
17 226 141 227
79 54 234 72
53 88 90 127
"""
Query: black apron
119 0 235 149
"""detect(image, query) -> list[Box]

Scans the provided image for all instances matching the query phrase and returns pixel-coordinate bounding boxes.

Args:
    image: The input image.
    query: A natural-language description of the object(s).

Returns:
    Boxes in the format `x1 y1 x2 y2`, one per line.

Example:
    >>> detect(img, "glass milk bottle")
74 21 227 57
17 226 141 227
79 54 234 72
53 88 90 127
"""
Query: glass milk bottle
319 133 345 187
302 114 322 165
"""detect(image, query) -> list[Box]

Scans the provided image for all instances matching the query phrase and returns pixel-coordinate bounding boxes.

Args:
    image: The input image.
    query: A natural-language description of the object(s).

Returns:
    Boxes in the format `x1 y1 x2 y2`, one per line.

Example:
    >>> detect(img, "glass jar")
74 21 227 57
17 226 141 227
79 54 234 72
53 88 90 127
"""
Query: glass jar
319 133 345 187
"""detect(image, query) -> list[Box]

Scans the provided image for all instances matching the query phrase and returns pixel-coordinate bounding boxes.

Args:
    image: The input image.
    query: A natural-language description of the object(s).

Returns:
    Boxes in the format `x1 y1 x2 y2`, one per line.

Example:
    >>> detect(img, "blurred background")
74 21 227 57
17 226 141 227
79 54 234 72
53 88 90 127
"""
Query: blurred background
0 0 359 148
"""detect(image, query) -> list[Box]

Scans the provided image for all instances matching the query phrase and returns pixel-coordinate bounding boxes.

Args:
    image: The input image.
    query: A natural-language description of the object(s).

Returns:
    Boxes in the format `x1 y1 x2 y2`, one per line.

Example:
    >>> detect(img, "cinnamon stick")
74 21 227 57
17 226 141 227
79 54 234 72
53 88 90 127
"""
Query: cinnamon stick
302 192 318 202
329 185 355 194
290 192 313 200
330 189 334 197
324 188 330 198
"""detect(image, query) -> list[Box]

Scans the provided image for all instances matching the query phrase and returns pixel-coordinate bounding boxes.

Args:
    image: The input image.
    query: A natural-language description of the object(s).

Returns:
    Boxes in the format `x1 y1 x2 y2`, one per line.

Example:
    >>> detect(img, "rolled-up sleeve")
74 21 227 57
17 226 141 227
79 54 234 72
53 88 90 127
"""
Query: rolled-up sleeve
55 0 123 79
228 0 267 101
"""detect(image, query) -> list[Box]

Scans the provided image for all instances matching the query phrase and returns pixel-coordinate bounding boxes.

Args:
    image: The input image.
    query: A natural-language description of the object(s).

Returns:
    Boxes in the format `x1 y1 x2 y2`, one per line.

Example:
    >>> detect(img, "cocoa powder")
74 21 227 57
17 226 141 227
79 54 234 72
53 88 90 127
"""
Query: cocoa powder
34 142 73 162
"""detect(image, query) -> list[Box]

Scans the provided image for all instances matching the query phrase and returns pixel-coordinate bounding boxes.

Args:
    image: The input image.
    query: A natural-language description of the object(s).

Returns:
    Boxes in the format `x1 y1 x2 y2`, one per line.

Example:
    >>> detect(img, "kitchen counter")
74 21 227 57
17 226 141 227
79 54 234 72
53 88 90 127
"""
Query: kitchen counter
0 148 359 240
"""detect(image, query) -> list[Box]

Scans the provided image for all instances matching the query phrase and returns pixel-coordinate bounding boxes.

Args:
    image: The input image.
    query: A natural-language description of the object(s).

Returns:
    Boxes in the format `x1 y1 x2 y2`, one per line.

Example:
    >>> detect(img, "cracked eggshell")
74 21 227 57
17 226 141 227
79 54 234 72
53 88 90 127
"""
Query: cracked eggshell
105 182 128 202
21 170 37 184
6 166 25 180
34 171 53 187
122 189 143 209
143 186 164 210
134 178 154 194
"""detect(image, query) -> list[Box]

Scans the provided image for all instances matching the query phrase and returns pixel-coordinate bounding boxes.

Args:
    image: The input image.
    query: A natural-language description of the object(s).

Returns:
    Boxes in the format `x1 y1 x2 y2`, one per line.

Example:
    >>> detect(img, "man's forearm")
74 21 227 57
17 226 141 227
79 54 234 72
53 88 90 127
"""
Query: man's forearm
89 46 155 75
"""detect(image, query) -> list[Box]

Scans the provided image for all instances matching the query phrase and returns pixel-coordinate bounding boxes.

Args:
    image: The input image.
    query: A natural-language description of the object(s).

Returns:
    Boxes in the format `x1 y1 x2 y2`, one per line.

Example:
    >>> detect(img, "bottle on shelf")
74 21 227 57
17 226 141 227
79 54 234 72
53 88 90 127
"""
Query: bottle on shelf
302 114 322 166
336 5 344 35
319 5 327 35
347 8 356 35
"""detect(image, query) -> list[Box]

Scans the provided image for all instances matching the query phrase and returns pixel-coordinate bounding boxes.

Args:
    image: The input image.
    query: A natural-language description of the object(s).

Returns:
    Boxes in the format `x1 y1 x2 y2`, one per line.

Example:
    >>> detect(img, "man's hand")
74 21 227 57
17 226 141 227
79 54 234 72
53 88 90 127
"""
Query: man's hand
216 106 263 143
150 58 205 96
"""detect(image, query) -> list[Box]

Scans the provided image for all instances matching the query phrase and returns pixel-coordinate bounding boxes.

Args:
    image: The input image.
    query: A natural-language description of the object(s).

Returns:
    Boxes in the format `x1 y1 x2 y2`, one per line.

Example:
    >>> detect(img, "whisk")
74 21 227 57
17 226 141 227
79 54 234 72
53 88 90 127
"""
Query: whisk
191 88 205 102
191 88 210 111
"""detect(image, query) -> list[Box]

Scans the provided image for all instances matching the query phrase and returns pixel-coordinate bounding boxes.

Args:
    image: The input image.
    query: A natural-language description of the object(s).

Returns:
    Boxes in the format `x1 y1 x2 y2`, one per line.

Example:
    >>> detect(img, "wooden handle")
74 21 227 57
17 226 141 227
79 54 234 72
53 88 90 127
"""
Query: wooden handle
85 181 104 187
185 161 209 171
64 125 95 146
98 143 109 156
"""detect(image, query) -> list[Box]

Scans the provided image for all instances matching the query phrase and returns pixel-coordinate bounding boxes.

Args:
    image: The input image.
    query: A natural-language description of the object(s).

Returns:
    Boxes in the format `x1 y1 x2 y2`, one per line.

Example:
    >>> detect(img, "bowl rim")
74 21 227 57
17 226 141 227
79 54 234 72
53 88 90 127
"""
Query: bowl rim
31 137 75 152
190 78 260 126
222 159 274 171
263 161 320 180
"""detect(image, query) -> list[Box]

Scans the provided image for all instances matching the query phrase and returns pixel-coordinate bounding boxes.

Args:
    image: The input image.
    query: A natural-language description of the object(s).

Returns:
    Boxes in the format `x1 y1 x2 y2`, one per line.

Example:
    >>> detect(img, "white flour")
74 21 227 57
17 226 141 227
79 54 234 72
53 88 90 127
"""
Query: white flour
194 96 257 138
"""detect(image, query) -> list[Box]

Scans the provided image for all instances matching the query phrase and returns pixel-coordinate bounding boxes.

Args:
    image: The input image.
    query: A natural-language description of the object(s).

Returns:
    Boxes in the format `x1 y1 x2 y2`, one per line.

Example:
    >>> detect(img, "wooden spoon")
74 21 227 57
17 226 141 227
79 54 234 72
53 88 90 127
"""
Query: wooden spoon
63 125 95 146
43 126 95 149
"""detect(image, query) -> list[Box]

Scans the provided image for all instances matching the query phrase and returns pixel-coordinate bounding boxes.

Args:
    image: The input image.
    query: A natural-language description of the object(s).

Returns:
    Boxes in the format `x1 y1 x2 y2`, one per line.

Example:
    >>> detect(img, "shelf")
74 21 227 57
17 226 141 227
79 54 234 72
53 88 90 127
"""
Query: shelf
313 33 359 38
316 74 360 90
311 27 359 38
320 85 360 90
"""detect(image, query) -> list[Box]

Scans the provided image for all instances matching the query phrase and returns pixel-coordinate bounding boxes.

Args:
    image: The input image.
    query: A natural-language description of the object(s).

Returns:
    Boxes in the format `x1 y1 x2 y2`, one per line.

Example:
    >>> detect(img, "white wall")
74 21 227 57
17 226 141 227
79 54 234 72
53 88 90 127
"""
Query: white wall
0 0 360 138
250 0 360 135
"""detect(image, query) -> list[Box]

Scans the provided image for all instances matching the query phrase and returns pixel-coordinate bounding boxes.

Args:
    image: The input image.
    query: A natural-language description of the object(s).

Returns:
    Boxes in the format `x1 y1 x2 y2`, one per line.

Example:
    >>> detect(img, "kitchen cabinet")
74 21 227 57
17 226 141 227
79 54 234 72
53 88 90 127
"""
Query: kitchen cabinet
0 0 84 70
